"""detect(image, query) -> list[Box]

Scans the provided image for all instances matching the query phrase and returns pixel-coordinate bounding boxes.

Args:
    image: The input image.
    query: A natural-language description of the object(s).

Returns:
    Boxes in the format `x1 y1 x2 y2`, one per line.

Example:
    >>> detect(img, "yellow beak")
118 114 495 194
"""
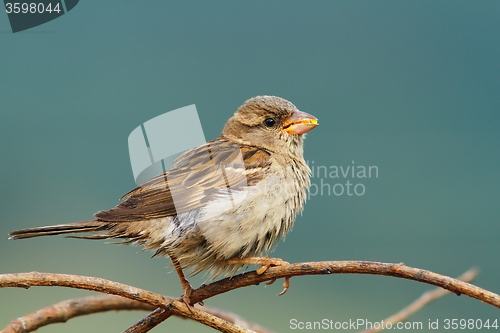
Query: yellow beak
281 110 318 135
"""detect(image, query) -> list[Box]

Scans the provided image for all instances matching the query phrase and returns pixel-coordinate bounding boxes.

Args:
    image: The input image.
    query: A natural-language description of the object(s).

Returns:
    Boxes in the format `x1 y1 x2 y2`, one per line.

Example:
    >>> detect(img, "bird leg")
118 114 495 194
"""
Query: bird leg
167 253 195 307
221 256 291 295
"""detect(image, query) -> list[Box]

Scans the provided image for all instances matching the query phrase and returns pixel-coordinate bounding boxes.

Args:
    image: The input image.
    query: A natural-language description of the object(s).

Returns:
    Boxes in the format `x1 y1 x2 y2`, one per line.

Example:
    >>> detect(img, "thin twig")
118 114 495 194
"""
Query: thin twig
124 305 275 333
197 305 276 333
359 268 479 333
124 307 170 333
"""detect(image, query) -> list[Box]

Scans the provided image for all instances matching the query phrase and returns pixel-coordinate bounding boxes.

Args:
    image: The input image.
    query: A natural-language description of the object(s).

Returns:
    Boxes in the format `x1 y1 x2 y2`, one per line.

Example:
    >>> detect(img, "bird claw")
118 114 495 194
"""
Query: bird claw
265 278 277 285
277 277 290 296
177 282 194 311
254 257 290 275
264 276 289 295
256 259 290 296
256 265 269 275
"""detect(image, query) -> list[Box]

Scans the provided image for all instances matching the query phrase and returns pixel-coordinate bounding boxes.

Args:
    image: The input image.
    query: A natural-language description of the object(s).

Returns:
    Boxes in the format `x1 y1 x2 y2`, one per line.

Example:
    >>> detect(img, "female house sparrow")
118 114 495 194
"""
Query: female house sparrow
9 96 318 304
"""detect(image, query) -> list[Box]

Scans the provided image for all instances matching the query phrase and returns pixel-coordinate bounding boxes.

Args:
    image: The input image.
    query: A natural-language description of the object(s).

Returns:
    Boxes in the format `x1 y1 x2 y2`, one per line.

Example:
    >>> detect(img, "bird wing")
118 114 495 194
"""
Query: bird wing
94 139 272 222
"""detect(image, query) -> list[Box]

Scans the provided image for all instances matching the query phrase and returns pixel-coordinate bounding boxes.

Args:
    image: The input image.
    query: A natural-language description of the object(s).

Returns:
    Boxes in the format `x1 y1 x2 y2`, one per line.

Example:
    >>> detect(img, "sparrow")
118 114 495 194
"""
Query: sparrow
9 95 318 305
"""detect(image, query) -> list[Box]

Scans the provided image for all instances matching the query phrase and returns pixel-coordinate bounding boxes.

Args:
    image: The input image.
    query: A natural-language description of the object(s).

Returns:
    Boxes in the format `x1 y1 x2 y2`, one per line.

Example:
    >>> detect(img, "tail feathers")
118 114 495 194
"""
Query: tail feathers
9 221 102 240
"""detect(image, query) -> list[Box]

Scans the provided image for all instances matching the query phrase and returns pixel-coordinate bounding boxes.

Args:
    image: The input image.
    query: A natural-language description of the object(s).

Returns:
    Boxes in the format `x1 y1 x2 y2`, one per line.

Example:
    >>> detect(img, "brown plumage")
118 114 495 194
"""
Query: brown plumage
9 95 318 304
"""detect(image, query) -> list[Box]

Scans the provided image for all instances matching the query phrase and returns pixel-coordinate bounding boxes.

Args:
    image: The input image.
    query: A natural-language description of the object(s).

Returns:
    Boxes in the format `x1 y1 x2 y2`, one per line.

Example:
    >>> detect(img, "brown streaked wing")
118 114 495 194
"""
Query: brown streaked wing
94 139 272 223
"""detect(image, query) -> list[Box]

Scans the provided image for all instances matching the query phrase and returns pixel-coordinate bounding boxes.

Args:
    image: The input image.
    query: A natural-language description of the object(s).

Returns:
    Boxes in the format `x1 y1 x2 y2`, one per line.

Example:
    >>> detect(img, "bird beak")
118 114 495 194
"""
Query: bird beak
281 110 318 135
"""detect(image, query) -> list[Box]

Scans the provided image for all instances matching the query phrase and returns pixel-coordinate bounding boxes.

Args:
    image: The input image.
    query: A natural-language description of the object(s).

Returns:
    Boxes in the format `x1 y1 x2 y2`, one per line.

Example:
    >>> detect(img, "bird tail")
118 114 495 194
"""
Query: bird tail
9 221 103 240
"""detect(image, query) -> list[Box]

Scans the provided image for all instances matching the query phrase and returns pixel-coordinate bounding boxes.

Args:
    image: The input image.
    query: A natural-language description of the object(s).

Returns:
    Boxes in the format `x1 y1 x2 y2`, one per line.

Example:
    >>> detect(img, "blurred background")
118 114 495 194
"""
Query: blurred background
1 1 499 332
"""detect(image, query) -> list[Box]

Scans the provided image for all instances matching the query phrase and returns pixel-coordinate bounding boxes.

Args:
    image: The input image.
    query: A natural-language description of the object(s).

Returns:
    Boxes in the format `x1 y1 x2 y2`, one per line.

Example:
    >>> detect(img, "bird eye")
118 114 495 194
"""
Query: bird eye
263 117 276 127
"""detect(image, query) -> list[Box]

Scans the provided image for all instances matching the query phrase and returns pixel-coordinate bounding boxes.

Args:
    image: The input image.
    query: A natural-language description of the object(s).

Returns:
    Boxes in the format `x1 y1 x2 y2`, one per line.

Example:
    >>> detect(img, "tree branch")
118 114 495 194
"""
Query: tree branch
2 294 273 333
0 272 251 333
1 261 499 332
125 262 500 332
359 268 479 333
189 261 500 307
3 295 153 333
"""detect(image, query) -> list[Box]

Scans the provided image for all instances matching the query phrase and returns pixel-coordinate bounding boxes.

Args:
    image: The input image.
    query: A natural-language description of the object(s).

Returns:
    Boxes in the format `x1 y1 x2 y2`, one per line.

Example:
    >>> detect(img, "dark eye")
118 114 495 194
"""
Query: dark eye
263 117 276 127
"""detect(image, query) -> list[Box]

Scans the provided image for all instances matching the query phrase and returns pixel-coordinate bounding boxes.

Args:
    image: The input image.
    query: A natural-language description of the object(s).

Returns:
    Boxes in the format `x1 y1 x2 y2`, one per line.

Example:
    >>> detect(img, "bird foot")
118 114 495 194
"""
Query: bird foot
168 252 204 308
177 280 194 308
222 256 291 295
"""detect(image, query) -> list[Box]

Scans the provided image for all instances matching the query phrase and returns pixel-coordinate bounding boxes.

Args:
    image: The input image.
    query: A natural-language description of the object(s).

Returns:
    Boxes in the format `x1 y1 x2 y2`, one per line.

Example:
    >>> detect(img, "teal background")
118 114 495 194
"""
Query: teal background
1 1 499 332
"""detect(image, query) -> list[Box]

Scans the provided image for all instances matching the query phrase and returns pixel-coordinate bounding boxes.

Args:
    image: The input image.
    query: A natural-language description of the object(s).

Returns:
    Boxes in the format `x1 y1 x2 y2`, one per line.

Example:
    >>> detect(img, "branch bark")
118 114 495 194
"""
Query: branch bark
1 261 499 333
359 268 479 333
125 261 500 332
2 294 273 333
0 272 251 333
3 295 153 333
190 261 500 307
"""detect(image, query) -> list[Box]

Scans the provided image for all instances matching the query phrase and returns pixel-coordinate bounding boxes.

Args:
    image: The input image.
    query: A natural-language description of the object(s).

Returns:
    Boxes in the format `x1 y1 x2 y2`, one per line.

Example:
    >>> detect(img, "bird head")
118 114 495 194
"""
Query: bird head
222 96 318 157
